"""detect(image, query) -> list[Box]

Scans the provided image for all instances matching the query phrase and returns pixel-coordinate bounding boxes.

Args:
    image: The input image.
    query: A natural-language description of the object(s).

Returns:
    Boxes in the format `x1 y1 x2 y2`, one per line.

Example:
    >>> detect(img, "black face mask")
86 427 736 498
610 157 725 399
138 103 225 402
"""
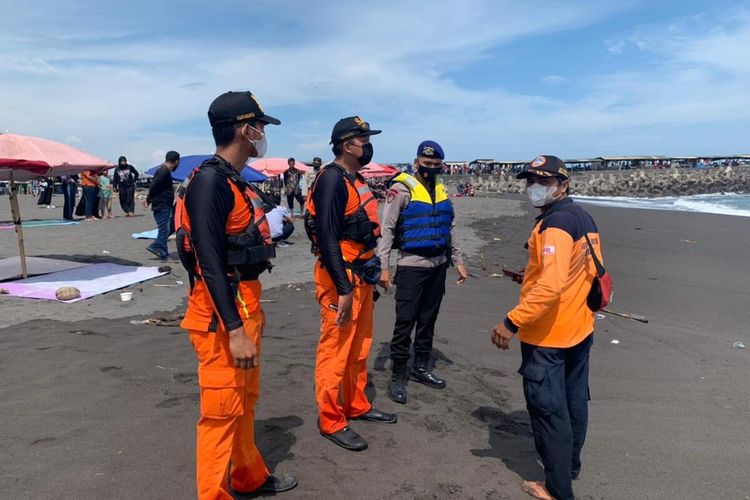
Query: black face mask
356 143 374 167
418 165 440 183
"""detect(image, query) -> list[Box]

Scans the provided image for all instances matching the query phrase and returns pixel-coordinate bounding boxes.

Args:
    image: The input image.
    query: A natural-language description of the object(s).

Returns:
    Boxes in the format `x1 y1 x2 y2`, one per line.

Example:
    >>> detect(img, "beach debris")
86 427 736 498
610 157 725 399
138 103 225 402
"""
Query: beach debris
101 250 110 254
155 365 166 370
55 286 81 301
120 291 133 302
259 299 277 303
492 237 502 241
489 273 502 278
0 288 9 294
175 280 184 285
680 239 697 244
610 339 620 345
601 308 649 324
733 341 746 349
153 284 175 287
129 314 183 326
596 313 607 320
157 265 172 273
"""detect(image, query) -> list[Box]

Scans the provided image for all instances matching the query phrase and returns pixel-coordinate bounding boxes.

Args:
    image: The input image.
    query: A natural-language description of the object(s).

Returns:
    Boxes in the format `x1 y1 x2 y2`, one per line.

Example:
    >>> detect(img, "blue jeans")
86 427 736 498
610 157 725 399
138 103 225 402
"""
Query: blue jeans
62 183 76 220
148 208 171 259
519 334 593 500
82 186 97 218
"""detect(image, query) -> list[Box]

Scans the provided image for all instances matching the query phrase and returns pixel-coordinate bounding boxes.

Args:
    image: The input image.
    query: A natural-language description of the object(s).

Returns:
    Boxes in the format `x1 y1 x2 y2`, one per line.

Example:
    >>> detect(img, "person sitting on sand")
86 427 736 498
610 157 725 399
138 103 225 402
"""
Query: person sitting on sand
491 155 605 500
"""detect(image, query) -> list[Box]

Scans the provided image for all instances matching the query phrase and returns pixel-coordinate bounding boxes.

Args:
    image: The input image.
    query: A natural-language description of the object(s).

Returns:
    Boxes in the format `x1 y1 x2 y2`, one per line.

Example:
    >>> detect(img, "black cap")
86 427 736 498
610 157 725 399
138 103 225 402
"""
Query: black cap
330 116 381 144
516 155 569 180
165 151 180 162
208 91 281 128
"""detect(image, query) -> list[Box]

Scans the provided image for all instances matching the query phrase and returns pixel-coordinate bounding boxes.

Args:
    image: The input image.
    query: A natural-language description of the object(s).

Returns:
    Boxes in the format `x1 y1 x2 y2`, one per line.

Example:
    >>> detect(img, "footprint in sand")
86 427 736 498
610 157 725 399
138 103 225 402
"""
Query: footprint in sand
30 437 57 447
171 372 196 384
476 366 508 378
68 329 108 337
424 414 450 433
156 394 199 408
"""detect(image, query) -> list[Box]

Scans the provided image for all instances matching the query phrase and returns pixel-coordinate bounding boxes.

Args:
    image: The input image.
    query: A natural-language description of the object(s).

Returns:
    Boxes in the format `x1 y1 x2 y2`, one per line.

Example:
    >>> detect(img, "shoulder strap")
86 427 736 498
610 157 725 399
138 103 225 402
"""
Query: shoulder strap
567 203 606 277
311 163 355 203
582 232 606 277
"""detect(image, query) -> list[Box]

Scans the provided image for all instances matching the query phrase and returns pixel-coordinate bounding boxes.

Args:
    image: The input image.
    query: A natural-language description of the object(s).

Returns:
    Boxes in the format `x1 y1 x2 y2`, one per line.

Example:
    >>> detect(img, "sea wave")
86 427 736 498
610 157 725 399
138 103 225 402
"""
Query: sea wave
572 193 750 217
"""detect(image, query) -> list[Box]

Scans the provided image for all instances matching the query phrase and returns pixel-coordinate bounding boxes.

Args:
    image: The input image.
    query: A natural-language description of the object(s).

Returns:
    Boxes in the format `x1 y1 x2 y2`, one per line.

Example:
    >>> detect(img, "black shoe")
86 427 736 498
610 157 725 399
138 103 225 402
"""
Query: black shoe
320 426 368 451
388 379 407 404
388 362 409 404
146 246 162 259
253 473 298 494
352 407 398 423
410 366 447 389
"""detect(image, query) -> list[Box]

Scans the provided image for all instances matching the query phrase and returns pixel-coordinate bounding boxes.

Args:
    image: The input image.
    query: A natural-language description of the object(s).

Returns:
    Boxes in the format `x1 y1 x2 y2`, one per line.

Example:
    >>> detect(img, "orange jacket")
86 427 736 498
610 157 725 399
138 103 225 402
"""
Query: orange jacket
80 170 99 187
177 159 274 333
506 198 602 348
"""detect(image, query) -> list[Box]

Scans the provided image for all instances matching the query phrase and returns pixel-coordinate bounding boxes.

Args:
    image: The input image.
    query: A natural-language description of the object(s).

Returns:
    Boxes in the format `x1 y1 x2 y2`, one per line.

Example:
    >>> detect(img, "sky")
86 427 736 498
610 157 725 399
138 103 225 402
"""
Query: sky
1 0 749 171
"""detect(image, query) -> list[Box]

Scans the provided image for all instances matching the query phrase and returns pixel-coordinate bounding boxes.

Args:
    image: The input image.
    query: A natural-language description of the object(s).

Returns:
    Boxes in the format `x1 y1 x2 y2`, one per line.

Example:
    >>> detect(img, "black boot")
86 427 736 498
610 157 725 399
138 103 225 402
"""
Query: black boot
410 357 446 389
388 361 408 404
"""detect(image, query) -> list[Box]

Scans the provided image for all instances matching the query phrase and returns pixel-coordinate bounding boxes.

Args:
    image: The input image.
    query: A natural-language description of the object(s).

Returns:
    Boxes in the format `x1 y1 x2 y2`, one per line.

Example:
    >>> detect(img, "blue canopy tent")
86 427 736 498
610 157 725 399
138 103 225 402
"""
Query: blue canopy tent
147 155 268 183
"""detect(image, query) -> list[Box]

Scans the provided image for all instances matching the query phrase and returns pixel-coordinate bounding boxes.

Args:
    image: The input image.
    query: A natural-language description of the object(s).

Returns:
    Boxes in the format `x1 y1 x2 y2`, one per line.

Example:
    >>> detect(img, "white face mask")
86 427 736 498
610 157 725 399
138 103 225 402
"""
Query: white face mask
527 183 559 207
247 125 267 158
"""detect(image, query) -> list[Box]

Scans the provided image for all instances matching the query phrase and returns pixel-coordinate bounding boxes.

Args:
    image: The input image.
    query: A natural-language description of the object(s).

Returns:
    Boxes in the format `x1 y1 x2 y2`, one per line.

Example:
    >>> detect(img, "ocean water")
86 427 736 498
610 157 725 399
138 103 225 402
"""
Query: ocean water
573 193 750 218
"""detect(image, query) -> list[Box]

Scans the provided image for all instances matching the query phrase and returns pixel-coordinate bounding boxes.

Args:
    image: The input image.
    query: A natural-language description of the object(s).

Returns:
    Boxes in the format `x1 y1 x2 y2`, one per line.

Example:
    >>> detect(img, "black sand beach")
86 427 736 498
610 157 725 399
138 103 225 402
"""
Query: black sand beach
1 194 748 499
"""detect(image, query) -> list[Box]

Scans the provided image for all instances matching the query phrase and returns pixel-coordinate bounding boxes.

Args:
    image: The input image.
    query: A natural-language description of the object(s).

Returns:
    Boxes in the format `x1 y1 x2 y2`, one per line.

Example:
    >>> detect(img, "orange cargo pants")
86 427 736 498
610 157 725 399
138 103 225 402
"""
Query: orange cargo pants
187 285 269 500
314 261 374 435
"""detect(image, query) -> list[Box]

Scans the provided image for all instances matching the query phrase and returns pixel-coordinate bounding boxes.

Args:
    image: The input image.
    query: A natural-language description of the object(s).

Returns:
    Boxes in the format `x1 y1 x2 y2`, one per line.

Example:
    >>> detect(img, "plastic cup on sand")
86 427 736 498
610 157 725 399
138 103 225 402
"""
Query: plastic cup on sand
120 292 133 302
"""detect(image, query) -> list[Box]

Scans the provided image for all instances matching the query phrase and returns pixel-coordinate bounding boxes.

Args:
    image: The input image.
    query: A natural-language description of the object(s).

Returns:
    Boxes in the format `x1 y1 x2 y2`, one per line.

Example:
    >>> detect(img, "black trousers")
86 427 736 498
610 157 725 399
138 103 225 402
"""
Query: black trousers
286 190 305 212
519 334 593 500
389 264 447 364
118 184 136 214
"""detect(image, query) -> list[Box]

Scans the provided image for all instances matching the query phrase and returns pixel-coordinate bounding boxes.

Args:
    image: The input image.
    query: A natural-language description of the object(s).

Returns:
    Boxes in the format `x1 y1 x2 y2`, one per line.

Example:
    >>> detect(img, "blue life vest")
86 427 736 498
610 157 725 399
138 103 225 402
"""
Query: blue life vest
392 173 454 257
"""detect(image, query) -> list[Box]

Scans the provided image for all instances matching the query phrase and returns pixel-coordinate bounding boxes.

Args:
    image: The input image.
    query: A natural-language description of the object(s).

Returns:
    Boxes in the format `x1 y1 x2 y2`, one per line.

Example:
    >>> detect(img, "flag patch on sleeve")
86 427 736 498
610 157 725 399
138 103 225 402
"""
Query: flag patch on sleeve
543 245 556 255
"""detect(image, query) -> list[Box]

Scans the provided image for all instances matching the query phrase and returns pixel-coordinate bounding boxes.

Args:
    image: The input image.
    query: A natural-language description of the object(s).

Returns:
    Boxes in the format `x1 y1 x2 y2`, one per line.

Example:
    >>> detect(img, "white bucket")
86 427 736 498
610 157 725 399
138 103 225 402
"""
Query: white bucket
120 292 133 302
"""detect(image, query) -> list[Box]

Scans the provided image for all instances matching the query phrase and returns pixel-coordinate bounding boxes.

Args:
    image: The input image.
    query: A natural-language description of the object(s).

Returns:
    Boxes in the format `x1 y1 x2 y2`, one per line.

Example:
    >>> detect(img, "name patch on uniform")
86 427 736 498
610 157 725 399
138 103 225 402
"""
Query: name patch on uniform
543 245 556 255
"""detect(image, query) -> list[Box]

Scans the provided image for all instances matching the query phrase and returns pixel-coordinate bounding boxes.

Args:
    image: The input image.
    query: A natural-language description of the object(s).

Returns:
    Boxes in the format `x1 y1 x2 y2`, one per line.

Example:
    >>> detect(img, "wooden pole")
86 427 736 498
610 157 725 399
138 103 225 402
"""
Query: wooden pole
8 171 28 278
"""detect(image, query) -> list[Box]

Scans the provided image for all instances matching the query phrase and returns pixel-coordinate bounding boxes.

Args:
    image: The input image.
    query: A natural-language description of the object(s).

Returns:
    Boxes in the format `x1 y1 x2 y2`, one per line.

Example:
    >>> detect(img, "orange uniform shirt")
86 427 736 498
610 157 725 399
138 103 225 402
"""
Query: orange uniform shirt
181 177 261 333
508 199 602 348
80 171 99 187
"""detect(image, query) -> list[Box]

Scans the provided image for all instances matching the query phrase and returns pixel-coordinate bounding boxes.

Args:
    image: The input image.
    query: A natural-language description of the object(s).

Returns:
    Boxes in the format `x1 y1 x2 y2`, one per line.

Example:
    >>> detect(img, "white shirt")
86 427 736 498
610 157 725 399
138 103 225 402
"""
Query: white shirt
266 206 291 239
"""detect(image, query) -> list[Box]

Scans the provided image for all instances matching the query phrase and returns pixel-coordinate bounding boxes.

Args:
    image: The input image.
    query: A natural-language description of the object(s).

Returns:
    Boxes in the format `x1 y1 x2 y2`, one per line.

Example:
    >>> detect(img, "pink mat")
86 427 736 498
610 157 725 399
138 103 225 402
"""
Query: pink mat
0 263 168 302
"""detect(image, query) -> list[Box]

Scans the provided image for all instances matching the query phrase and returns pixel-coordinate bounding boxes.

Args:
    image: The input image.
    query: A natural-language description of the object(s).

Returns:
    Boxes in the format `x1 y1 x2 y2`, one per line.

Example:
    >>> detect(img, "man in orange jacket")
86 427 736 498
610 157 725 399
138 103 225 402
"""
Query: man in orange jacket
306 116 397 451
179 91 297 499
491 155 603 500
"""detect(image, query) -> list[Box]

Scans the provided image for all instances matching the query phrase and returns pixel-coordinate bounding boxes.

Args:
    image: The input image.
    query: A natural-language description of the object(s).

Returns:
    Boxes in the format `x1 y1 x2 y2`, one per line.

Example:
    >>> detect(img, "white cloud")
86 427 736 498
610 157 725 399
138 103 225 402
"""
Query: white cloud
542 75 568 84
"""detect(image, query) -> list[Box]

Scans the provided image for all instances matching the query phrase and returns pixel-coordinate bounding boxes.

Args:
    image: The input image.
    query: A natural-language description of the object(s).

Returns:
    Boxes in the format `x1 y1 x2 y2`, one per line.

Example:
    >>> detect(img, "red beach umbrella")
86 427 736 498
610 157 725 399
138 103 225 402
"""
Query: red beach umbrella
249 157 309 176
0 133 112 277
361 162 399 178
